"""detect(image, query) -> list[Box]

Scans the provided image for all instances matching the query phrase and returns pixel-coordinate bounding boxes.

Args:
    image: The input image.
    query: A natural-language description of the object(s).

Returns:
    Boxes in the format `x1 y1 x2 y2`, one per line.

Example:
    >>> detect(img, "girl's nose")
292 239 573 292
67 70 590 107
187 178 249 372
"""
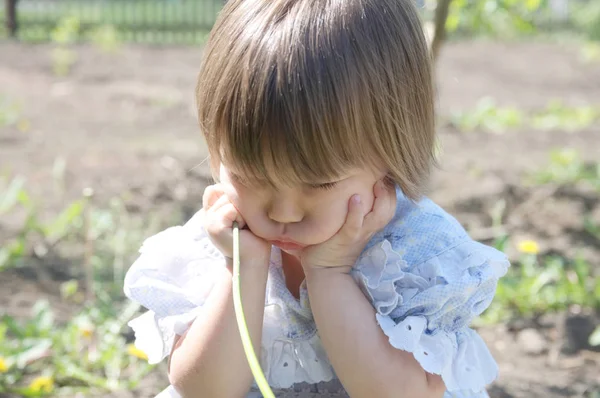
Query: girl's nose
267 193 304 224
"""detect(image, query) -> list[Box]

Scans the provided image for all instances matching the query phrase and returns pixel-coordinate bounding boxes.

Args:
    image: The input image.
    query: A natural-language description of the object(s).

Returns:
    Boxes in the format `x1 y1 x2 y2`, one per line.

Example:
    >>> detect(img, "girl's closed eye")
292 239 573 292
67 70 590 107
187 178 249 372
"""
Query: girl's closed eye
229 172 266 188
309 182 338 191
230 169 341 192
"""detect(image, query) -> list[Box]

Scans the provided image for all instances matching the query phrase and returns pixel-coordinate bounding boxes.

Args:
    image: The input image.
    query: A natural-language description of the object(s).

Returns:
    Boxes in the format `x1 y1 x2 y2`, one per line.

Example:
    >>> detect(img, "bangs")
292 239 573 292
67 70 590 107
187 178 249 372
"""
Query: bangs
214 59 372 187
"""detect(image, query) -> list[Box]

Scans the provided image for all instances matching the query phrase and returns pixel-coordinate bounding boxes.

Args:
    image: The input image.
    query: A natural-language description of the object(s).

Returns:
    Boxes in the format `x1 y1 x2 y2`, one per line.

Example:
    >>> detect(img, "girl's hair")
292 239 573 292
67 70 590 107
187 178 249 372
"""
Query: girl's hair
196 0 435 200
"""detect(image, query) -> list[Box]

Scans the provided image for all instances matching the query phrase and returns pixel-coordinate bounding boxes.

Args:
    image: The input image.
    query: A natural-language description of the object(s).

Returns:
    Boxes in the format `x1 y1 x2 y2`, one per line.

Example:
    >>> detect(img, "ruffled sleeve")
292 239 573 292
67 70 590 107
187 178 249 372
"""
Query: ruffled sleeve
352 237 509 394
123 210 226 364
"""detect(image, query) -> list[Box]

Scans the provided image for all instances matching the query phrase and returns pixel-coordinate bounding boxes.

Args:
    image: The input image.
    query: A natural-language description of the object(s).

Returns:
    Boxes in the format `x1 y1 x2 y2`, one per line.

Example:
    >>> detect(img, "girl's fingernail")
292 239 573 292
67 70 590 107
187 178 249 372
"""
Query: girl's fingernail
352 194 362 204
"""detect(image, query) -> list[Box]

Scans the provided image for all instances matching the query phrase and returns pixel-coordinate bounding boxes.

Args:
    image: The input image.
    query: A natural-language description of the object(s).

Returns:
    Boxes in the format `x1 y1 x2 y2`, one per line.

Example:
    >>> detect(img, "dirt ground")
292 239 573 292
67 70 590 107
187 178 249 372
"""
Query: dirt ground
1 40 599 397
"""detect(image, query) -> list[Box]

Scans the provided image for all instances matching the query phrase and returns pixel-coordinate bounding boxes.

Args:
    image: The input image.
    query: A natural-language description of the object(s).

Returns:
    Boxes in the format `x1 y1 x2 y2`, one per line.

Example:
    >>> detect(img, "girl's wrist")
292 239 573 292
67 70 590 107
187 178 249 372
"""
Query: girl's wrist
304 265 352 283
225 254 270 272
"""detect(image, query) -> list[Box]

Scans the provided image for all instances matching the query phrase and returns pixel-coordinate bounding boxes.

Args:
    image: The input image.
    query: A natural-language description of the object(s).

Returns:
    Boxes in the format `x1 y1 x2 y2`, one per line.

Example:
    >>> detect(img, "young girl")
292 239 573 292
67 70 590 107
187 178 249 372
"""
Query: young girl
124 0 509 397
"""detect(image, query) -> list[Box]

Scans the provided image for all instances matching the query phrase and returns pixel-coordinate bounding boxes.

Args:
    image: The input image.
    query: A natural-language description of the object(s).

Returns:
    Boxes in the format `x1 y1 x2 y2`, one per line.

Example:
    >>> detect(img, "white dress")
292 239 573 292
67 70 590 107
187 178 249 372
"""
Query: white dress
124 189 510 398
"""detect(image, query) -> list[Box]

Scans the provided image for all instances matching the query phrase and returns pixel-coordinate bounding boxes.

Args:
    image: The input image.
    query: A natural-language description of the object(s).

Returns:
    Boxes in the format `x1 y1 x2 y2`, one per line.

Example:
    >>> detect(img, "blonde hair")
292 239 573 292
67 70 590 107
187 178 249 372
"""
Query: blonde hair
196 0 435 200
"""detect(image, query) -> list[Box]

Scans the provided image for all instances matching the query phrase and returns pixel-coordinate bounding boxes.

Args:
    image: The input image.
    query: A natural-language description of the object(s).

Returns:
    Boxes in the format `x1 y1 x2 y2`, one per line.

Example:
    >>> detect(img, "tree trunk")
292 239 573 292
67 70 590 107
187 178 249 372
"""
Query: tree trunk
5 0 19 38
430 0 453 65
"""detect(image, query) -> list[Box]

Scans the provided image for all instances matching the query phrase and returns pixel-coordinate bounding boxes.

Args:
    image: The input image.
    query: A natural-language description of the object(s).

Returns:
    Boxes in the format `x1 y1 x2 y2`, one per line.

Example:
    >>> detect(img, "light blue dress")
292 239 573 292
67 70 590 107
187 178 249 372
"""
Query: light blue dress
123 188 509 398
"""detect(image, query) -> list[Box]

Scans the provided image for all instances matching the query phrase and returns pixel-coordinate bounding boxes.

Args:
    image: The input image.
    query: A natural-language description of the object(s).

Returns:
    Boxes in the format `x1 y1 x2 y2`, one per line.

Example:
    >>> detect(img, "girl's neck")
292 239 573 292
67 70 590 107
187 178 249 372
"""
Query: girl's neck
280 251 305 300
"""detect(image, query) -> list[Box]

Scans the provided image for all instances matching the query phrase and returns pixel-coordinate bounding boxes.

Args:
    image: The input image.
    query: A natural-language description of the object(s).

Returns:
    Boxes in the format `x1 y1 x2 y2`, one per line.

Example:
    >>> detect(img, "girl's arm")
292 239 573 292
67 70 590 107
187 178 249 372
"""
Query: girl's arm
305 267 446 398
168 258 269 398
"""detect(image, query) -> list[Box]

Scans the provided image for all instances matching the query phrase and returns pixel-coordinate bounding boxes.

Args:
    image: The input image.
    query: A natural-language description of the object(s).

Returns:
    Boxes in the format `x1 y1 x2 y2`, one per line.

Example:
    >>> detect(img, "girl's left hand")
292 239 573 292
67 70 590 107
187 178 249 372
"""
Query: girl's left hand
301 180 397 272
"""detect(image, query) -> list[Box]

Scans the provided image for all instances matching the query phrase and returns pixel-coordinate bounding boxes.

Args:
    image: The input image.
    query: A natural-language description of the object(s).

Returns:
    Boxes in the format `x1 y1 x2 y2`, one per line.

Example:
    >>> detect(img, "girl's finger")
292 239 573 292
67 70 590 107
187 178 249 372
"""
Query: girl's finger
216 203 246 229
209 193 232 212
339 194 364 239
202 185 225 210
364 180 396 230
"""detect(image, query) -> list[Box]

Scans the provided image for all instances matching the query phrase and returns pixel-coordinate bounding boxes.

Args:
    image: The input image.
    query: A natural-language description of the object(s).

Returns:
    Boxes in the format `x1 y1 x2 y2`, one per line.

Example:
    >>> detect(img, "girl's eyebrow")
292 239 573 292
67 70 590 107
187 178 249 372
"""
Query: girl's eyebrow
306 175 348 185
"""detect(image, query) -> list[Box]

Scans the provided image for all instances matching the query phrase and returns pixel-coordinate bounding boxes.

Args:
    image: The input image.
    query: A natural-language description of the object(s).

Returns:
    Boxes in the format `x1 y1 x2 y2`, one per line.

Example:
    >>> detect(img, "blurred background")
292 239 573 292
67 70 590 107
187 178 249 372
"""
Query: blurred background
0 0 599 397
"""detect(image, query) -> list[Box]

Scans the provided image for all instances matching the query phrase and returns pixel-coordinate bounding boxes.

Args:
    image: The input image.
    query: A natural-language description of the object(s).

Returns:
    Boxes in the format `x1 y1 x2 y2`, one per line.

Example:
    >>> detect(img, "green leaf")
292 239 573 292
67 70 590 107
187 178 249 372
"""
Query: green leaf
503 0 520 8
493 234 509 252
446 13 460 32
0 239 26 271
4 386 41 398
573 258 591 289
1 315 25 339
31 300 51 320
30 300 54 333
452 0 468 10
525 0 542 11
58 358 112 389
590 326 600 347
0 176 26 215
0 322 8 343
43 200 85 243
14 338 52 368
17 189 32 207
584 217 600 240
60 280 79 300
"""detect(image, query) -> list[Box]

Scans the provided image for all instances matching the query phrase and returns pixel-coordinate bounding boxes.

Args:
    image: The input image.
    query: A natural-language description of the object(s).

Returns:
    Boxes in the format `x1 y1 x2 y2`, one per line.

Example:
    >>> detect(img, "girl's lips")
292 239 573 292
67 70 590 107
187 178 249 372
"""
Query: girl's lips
269 240 305 251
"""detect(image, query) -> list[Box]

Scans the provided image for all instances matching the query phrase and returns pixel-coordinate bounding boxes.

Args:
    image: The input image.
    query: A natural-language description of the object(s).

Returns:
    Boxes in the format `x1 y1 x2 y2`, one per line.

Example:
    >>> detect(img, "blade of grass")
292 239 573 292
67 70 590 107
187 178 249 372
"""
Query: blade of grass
232 222 274 398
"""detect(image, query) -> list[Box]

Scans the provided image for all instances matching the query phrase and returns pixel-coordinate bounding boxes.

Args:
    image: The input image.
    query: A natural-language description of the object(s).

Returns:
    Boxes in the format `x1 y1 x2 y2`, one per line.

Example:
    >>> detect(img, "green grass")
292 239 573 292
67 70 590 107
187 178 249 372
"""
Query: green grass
0 299 153 396
450 98 600 133
532 148 600 187
479 149 600 328
481 253 600 324
0 171 169 395
1 0 221 43
441 0 600 42
0 96 25 129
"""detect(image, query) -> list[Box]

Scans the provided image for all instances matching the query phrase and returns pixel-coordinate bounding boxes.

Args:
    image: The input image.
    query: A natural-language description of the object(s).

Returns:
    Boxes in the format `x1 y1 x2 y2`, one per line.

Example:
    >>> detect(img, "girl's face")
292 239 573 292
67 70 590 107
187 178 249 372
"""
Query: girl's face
219 163 388 257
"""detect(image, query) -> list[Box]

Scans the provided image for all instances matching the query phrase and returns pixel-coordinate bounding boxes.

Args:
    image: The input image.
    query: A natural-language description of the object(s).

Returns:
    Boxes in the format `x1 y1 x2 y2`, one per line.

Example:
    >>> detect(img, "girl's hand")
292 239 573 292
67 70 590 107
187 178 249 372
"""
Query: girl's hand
202 184 271 267
301 180 396 272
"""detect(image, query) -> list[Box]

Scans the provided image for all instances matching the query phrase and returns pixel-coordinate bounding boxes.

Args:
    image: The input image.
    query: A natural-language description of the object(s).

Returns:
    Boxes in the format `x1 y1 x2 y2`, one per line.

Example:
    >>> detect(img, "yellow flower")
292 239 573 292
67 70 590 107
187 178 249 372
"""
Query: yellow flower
518 240 540 255
29 376 54 394
79 324 94 338
0 357 8 373
127 344 148 361
17 119 31 132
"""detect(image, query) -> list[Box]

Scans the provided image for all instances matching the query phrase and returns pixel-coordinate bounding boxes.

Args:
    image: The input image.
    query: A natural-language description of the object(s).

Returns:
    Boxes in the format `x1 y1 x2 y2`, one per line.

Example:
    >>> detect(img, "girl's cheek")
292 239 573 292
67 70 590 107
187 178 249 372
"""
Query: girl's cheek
223 184 262 222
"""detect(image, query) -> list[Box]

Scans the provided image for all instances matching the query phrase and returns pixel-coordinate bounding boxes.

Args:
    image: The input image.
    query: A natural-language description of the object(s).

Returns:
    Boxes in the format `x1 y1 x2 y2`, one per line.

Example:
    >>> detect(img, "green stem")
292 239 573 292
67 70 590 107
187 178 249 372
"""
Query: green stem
232 222 274 398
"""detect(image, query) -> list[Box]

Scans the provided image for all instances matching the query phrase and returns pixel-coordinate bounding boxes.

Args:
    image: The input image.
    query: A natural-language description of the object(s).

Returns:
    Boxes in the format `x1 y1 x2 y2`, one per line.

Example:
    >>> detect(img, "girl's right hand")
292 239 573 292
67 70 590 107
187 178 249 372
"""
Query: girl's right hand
202 184 271 267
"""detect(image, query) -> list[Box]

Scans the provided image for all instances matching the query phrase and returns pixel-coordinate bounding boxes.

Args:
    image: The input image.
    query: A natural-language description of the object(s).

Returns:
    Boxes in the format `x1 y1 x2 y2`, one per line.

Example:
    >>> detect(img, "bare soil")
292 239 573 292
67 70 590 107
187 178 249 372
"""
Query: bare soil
0 39 599 397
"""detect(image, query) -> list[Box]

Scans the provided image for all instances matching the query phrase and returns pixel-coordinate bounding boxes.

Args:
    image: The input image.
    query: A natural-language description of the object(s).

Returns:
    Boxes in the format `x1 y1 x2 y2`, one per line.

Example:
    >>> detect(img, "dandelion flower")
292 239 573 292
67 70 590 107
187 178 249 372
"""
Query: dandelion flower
17 119 31 132
127 344 148 361
79 324 94 338
0 357 8 373
29 376 54 393
518 240 539 255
